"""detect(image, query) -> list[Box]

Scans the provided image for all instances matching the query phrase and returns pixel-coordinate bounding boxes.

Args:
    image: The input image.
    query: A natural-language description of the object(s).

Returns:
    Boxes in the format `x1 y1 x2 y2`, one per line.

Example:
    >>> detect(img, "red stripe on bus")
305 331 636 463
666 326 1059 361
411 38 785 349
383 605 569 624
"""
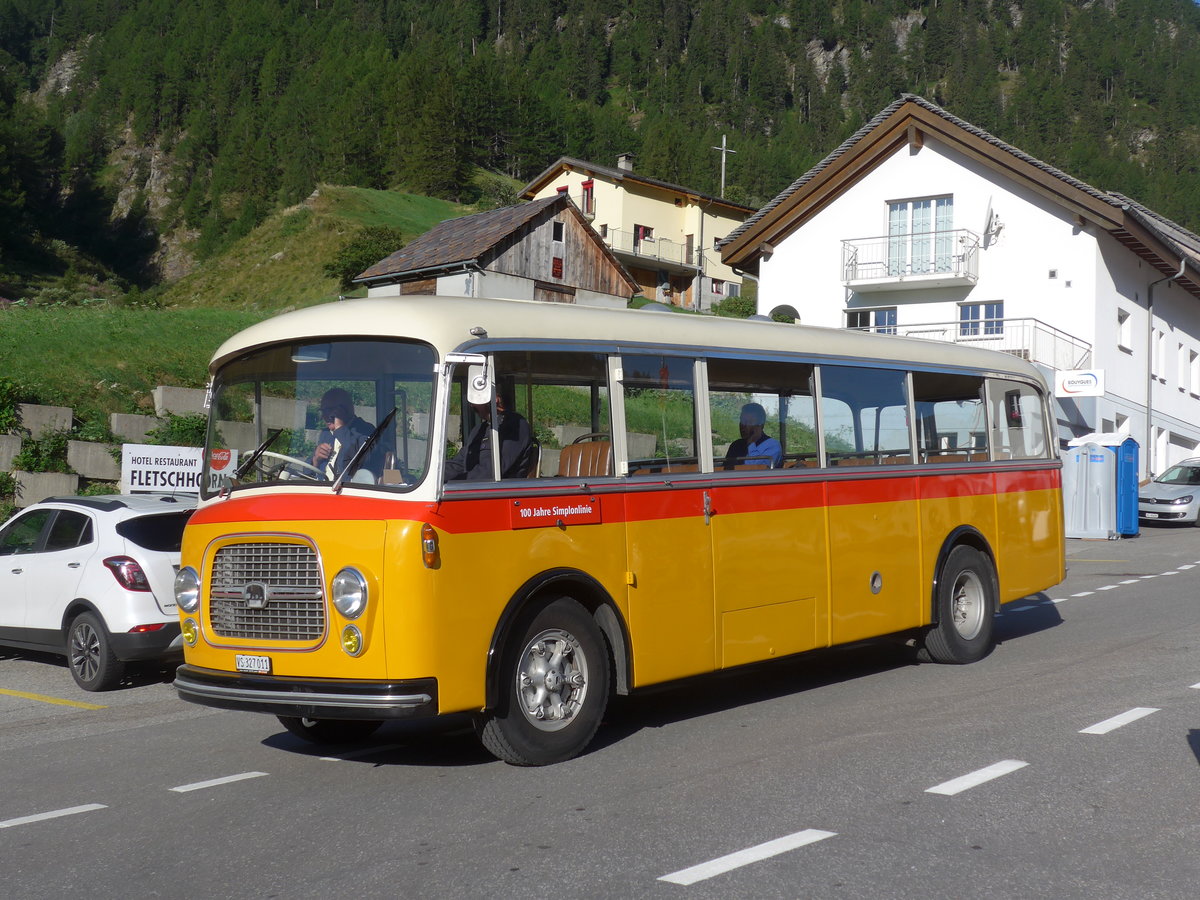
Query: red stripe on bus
189 493 427 525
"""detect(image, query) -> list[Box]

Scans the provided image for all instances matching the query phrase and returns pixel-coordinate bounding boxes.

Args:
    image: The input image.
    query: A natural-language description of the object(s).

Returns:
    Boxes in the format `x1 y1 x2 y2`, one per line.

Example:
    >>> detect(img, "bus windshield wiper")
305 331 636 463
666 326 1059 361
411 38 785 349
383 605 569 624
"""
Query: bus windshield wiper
332 407 397 493
233 428 283 481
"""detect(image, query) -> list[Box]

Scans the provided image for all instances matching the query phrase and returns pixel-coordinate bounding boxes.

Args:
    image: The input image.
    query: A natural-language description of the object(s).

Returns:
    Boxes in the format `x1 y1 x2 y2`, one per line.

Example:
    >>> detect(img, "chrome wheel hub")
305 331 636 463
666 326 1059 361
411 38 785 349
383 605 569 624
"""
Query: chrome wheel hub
516 628 589 732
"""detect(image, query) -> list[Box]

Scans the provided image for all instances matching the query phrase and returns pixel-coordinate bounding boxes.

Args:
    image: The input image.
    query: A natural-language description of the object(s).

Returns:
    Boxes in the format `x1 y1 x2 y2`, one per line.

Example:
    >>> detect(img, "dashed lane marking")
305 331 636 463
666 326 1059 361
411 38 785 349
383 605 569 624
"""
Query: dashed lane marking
169 772 268 793
925 760 1029 796
0 804 107 829
319 744 406 761
1079 707 1160 735
659 829 837 886
0 688 106 710
1072 591 1095 597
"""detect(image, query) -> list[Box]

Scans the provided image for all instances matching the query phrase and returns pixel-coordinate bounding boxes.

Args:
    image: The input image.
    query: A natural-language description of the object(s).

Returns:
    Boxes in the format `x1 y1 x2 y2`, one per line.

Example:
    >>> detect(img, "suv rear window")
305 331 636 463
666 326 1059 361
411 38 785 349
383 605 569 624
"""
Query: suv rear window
115 511 193 552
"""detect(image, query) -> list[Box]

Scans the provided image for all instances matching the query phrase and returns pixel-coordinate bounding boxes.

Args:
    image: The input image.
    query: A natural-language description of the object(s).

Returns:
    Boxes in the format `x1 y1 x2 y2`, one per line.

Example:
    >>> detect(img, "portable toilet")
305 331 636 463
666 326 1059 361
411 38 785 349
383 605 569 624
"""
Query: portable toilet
1061 441 1116 539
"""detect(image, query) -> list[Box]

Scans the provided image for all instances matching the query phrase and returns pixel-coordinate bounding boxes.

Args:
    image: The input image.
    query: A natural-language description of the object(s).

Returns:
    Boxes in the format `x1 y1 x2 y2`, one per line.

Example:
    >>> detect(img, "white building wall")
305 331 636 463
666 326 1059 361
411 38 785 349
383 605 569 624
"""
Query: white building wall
756 134 1200 476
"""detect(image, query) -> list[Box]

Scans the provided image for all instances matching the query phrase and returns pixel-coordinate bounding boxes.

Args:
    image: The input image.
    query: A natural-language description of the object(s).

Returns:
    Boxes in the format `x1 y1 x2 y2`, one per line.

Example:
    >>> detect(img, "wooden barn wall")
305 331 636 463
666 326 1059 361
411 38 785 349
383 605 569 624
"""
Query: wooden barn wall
485 211 631 297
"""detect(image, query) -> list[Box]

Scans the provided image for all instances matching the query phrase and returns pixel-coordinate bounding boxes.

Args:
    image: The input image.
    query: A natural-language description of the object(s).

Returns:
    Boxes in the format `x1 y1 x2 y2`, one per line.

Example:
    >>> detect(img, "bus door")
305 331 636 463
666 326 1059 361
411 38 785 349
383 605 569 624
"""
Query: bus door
819 365 923 644
705 359 829 668
617 354 716 685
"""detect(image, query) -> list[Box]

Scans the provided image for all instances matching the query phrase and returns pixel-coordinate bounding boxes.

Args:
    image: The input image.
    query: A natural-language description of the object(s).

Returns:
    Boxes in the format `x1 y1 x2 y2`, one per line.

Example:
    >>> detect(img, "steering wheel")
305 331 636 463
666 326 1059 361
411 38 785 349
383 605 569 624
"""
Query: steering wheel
256 450 325 481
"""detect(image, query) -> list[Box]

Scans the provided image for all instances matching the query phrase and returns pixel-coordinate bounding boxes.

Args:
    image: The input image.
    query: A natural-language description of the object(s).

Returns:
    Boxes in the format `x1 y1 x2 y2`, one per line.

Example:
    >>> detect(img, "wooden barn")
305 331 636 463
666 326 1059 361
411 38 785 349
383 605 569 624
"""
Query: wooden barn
354 194 638 307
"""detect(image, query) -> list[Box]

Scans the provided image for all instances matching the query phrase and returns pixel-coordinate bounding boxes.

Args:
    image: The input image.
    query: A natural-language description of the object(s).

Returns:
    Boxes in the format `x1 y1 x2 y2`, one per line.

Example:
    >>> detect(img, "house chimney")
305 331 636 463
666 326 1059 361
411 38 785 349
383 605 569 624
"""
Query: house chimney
617 153 634 172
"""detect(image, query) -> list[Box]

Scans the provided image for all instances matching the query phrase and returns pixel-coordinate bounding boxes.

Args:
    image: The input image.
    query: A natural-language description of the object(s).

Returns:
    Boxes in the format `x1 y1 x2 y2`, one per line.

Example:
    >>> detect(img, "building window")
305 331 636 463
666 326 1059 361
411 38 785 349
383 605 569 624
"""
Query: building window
552 221 564 243
847 307 897 334
888 196 954 276
711 279 724 296
1117 307 1133 353
581 179 595 217
552 257 563 279
635 224 653 251
959 301 1004 337
1190 349 1200 396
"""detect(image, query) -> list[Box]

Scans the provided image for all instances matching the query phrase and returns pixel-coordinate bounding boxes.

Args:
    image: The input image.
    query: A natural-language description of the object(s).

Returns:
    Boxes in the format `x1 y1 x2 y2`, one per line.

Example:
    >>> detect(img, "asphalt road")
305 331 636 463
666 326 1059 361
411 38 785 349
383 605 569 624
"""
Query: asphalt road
2 524 1199 899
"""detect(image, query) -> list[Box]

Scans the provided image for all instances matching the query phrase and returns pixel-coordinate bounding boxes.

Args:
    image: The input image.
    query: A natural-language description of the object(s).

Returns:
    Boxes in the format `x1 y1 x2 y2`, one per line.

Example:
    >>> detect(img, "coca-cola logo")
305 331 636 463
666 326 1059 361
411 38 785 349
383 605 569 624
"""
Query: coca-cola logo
210 448 232 471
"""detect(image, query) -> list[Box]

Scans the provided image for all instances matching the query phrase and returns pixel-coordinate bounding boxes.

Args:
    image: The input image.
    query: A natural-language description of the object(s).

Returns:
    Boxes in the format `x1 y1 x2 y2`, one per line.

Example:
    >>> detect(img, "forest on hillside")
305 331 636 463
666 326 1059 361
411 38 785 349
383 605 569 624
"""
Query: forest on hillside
3 0 1200 299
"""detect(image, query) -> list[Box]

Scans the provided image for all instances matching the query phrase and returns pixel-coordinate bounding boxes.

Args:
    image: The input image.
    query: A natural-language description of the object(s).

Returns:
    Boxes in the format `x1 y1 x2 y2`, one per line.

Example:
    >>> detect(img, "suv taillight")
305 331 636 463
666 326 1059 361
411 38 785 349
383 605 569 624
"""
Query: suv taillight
103 556 152 591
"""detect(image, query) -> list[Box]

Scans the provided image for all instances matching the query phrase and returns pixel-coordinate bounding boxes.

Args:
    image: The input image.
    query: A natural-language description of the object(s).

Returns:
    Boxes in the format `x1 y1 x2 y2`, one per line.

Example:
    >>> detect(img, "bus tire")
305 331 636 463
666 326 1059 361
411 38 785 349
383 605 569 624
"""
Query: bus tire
277 716 383 745
921 546 996 664
477 597 610 766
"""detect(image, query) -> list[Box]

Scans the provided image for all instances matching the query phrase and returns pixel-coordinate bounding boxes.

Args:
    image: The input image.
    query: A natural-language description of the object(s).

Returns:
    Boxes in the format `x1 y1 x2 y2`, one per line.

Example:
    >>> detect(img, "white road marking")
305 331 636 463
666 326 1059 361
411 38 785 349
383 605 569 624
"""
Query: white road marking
1009 605 1035 612
1160 571 1179 576
0 803 107 829
658 829 837 885
1119 579 1140 585
169 772 268 793
1097 585 1118 591
319 744 405 761
1178 564 1194 570
1051 597 1067 604
1071 591 1094 597
925 760 1028 796
1191 683 1200 690
1079 707 1160 735
1140 574 1159 579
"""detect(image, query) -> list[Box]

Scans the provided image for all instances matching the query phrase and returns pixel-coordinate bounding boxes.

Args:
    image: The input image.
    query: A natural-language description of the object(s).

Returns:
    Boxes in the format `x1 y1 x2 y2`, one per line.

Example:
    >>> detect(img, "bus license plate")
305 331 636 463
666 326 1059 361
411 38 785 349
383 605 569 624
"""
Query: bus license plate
235 654 272 674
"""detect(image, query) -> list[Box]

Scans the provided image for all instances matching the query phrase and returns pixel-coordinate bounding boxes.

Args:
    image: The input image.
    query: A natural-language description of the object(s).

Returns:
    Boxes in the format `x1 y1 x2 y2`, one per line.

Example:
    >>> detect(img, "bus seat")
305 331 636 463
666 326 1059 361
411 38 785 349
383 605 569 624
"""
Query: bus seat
557 441 613 477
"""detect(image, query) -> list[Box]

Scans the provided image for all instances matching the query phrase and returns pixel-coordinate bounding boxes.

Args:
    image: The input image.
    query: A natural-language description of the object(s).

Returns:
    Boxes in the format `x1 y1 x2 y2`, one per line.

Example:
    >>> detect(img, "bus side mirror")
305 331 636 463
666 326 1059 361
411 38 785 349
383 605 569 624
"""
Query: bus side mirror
467 363 493 406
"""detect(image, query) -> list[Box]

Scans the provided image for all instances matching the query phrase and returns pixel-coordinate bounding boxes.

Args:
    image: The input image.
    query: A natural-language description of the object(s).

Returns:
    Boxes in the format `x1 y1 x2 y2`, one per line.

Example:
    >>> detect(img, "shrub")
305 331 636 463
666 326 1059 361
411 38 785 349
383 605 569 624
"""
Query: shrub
713 294 757 319
146 413 208 447
0 377 23 434
12 430 72 473
324 226 406 289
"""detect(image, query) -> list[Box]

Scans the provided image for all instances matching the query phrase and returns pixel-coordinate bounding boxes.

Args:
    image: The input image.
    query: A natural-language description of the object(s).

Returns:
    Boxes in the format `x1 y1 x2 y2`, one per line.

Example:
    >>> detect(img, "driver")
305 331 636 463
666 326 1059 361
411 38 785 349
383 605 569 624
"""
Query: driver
313 388 377 480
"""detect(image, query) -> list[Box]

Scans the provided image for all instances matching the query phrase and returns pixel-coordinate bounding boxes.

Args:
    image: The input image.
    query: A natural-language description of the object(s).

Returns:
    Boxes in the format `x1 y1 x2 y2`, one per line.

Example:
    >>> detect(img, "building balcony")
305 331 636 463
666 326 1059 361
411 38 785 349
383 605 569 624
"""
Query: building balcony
605 228 699 275
842 229 980 292
850 317 1092 371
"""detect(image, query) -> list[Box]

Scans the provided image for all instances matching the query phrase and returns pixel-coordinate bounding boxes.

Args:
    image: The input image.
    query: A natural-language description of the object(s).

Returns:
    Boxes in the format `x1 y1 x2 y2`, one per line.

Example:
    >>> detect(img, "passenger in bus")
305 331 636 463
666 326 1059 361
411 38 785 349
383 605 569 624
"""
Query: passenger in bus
723 402 783 469
313 388 378 480
444 382 535 481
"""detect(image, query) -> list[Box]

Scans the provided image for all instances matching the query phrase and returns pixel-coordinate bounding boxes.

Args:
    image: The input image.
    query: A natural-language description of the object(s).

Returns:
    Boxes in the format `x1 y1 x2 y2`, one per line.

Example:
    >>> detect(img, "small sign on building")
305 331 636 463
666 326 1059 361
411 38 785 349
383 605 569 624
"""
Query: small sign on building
1055 369 1105 398
121 444 238 494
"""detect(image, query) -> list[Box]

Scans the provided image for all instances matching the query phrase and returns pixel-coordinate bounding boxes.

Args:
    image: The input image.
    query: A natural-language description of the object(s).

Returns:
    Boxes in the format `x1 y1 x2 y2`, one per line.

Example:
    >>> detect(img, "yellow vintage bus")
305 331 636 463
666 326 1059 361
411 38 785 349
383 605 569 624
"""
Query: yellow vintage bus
174 296 1064 765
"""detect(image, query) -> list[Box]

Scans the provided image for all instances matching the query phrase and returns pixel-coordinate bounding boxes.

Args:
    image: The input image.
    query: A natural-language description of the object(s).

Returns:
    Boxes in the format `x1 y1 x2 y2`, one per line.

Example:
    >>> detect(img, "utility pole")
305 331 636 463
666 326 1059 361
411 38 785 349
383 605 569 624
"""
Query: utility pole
711 134 736 198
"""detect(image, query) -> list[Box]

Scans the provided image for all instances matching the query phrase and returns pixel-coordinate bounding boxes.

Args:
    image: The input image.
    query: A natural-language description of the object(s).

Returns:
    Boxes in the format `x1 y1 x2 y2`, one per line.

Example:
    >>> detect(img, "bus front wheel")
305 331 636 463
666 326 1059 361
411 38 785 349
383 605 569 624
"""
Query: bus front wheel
477 597 610 766
921 546 996 664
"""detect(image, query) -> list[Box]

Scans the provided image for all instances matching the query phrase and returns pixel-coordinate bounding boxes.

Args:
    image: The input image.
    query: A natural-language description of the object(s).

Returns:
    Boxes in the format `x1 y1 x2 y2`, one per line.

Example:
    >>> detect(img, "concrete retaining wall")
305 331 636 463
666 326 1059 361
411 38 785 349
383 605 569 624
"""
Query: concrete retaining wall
14 471 79 506
18 403 72 439
67 440 121 480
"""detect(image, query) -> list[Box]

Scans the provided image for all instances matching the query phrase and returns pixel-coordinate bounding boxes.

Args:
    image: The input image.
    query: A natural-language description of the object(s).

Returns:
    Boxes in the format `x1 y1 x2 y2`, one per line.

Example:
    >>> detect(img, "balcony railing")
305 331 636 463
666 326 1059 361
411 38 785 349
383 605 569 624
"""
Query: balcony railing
842 229 980 291
606 228 697 269
850 317 1092 371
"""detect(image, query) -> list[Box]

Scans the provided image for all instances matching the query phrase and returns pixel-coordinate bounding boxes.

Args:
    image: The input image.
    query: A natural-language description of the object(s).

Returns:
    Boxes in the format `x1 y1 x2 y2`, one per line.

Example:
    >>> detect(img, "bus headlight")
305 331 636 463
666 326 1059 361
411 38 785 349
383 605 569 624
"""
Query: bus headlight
175 567 201 613
331 568 368 619
341 625 364 656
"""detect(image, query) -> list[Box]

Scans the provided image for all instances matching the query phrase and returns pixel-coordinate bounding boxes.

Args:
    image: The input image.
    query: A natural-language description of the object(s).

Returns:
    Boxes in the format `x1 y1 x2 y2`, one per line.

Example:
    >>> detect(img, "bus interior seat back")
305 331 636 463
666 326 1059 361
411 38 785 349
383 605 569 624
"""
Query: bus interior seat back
557 441 613 477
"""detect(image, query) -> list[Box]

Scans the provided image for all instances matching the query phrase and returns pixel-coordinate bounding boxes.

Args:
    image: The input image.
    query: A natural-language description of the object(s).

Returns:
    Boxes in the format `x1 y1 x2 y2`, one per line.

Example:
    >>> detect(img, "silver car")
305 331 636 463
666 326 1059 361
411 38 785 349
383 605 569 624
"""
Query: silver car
1138 458 1200 525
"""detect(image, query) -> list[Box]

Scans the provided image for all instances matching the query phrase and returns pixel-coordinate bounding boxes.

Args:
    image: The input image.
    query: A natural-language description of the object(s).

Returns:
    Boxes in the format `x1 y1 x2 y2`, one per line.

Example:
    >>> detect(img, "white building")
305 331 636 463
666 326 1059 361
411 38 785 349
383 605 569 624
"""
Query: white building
522 155 755 311
721 94 1200 478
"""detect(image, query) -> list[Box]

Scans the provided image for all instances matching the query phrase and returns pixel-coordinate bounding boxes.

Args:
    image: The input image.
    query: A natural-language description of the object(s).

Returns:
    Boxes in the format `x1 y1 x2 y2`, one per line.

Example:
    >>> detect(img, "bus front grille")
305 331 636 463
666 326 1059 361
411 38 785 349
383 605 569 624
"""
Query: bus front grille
209 542 324 641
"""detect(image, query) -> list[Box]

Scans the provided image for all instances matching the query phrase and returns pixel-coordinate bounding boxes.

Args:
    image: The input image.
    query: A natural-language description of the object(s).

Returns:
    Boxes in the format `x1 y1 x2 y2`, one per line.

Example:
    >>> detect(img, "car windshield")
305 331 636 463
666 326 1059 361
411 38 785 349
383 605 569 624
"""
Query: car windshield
202 338 436 498
1155 464 1200 486
116 511 193 552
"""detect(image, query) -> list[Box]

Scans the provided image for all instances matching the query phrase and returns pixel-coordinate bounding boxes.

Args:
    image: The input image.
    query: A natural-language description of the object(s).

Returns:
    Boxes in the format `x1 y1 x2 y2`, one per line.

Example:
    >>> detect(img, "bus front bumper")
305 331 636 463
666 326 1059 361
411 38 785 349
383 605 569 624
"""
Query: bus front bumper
174 664 438 720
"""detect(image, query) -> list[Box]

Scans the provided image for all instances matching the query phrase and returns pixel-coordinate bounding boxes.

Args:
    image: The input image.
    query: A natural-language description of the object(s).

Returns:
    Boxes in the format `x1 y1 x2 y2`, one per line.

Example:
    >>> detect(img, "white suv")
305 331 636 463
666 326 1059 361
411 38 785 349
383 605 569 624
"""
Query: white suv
0 493 197 690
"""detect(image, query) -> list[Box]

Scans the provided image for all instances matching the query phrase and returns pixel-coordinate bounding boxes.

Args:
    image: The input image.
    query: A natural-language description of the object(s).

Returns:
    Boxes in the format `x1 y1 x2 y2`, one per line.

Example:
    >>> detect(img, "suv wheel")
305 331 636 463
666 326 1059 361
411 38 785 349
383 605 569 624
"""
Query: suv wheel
68 612 124 691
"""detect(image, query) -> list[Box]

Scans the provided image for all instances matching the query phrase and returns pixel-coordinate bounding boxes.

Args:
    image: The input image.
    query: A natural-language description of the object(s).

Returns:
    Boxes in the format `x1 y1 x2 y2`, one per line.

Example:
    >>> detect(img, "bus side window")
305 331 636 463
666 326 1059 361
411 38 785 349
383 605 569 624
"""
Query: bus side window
707 358 816 470
911 371 988 462
493 350 612 479
819 365 911 465
987 379 1047 459
622 355 698 474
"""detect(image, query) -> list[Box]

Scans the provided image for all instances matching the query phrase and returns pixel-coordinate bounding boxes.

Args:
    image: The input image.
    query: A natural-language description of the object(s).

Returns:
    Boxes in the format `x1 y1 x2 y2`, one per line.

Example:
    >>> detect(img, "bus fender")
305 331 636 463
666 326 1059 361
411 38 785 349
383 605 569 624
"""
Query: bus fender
484 568 631 710
930 526 997 623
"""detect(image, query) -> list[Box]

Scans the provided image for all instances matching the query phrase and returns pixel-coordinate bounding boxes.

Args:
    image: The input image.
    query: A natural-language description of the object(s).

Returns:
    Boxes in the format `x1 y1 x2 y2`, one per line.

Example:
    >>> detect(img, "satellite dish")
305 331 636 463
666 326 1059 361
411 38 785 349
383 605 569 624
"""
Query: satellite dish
982 196 1002 245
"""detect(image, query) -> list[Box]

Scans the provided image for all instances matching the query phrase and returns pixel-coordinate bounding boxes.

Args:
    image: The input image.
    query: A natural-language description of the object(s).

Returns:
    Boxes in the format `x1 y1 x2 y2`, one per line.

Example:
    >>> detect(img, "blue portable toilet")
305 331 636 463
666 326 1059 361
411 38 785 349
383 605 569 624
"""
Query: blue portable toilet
1113 437 1139 537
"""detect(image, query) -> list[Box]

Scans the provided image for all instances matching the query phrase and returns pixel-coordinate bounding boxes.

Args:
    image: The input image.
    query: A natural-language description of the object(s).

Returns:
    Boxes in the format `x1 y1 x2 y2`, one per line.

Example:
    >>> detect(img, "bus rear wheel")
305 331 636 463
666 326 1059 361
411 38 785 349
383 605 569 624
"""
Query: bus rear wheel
477 597 610 766
921 546 996 664
277 716 383 745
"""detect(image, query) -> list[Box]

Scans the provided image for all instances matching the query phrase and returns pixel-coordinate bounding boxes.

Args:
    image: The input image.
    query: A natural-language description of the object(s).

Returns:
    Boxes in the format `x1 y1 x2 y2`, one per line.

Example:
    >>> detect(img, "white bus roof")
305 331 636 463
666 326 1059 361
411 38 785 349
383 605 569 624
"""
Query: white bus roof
211 296 1046 384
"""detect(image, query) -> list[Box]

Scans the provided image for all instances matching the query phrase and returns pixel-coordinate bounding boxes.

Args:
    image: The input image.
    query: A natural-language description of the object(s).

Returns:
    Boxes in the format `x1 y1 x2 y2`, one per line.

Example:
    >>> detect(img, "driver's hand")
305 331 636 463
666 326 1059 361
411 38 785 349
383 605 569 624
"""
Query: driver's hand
314 441 332 463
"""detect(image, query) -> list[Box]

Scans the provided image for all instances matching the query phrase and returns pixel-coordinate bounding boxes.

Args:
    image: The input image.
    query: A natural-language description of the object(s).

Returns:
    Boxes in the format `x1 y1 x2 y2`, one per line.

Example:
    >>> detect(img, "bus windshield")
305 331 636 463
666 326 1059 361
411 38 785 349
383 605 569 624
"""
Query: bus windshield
201 338 436 498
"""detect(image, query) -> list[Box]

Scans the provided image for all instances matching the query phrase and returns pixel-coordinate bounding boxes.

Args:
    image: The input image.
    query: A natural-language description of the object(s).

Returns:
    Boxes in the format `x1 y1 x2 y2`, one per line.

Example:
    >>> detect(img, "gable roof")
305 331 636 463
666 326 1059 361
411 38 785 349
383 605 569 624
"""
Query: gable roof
721 94 1200 296
520 156 757 216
